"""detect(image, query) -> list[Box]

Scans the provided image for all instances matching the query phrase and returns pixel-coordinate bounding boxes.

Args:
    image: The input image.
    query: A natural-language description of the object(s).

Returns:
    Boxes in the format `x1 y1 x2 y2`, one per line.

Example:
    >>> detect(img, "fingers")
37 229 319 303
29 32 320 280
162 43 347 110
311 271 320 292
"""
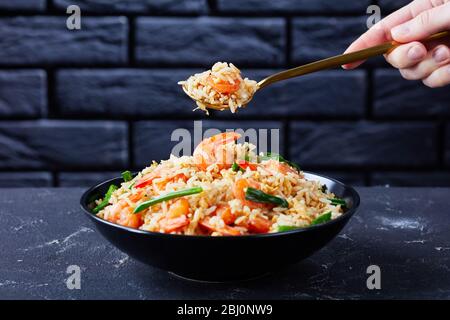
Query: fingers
342 0 436 69
342 24 388 69
391 1 450 43
400 45 450 80
385 41 428 68
422 64 450 87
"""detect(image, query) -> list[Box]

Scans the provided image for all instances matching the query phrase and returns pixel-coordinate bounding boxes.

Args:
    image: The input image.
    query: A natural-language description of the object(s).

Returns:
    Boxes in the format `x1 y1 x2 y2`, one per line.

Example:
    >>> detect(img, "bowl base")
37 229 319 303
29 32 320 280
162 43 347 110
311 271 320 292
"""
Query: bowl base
168 271 272 283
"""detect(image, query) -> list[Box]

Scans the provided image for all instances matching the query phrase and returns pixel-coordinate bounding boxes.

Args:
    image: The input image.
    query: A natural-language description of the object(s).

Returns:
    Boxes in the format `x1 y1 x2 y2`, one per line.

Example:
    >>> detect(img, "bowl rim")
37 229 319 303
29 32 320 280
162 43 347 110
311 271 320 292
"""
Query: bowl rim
80 171 360 240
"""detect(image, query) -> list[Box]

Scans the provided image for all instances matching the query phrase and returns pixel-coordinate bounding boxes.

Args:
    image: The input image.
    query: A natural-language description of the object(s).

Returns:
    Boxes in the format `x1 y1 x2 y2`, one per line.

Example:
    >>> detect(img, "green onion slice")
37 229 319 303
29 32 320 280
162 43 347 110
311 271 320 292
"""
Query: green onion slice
121 170 133 182
93 184 118 214
133 187 203 214
278 225 300 232
311 212 332 226
330 198 346 207
245 187 289 208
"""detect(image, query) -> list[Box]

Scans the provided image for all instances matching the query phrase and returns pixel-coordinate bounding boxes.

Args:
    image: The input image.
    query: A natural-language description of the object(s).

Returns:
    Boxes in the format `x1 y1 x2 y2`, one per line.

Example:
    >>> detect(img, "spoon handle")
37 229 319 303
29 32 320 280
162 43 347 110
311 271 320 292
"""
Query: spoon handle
258 31 450 89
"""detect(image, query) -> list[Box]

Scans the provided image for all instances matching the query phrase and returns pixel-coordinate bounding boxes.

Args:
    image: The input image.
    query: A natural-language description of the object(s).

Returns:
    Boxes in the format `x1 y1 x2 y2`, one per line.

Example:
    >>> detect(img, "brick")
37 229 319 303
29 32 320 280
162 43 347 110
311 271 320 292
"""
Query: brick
290 122 438 168
56 69 210 118
317 171 366 186
374 69 450 117
58 172 121 187
371 172 450 187
0 121 127 169
0 172 52 188
0 17 127 65
217 0 370 14
133 120 284 168
292 17 367 64
229 69 366 118
446 124 450 166
0 0 46 11
53 0 207 13
378 0 411 13
0 70 47 118
136 17 285 66
133 121 192 167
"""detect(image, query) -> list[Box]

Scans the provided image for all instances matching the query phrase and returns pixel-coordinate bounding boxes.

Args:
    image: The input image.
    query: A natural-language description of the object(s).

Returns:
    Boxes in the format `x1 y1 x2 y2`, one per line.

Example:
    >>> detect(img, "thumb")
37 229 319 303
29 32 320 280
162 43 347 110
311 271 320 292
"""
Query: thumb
391 2 450 43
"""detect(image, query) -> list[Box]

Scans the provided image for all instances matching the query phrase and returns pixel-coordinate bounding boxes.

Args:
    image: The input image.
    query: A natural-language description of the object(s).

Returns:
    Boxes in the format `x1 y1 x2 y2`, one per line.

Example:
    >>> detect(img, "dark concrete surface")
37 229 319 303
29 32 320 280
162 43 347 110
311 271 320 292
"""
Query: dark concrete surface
0 187 449 299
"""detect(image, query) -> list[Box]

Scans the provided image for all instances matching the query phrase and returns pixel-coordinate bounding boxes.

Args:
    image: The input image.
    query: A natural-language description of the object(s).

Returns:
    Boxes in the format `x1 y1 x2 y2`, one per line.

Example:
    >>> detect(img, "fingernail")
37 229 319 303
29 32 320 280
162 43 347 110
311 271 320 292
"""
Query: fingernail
392 25 409 39
433 46 450 63
408 45 426 61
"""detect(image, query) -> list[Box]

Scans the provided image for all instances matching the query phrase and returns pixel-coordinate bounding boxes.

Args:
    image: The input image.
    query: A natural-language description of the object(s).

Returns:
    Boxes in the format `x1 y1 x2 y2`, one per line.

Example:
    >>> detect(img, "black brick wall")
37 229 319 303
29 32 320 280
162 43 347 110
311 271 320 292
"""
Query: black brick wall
0 0 449 188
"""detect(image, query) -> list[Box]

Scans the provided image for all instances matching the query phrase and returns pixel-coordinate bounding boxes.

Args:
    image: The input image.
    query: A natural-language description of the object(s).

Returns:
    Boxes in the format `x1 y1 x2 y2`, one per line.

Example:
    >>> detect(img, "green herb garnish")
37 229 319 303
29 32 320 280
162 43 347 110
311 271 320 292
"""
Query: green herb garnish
121 170 133 182
133 187 203 214
232 162 244 172
245 187 289 208
311 212 332 226
330 197 346 207
278 225 300 232
93 184 118 214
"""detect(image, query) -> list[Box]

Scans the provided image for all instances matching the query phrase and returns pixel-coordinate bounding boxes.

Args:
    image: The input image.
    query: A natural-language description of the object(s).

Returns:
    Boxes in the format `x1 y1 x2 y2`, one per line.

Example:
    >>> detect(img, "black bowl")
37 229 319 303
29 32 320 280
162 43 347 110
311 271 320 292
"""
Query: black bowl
80 172 360 282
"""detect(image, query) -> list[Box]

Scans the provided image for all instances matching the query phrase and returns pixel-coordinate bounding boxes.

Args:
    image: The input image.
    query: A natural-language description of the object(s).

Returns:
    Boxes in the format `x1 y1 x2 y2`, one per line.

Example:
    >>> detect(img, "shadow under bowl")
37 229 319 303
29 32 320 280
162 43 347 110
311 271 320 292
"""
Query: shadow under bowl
80 172 360 282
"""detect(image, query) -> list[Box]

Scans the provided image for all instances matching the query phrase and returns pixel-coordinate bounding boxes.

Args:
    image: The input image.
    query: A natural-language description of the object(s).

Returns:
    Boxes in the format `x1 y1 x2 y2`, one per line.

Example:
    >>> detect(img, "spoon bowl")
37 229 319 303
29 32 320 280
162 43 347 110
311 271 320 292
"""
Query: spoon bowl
183 31 449 111
181 83 254 111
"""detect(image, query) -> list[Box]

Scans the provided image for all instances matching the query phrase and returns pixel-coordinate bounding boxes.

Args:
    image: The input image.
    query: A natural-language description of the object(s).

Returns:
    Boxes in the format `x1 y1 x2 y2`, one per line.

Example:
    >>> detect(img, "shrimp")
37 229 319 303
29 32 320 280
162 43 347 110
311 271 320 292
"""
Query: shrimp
167 198 190 218
193 132 241 170
233 178 269 209
134 166 166 188
199 217 242 236
117 208 142 229
215 204 236 225
129 190 145 202
261 159 299 176
247 216 272 234
154 173 188 190
207 75 241 94
104 200 143 229
135 167 187 189
155 199 192 233
160 215 190 233
234 215 272 234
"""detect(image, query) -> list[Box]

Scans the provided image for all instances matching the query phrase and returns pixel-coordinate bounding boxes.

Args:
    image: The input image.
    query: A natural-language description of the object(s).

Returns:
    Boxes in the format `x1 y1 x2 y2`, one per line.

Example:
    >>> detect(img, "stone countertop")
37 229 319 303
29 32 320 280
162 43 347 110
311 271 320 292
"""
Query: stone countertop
0 187 449 300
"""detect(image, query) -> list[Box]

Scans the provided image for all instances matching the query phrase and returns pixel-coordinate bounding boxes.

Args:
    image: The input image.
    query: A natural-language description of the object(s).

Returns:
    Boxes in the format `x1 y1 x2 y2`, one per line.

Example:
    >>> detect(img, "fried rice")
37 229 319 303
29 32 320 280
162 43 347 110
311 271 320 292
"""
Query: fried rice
178 62 258 113
94 132 344 236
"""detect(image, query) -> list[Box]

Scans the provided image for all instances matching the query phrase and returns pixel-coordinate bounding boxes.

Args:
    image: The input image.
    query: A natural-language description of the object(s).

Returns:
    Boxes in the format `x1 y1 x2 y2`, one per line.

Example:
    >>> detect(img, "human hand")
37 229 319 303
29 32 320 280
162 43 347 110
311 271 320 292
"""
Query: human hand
343 0 450 88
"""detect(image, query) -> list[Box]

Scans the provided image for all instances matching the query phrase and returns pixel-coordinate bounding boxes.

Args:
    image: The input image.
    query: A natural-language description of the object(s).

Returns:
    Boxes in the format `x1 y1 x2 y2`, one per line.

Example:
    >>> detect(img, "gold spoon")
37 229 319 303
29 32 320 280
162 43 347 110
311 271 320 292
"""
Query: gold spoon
182 31 449 111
